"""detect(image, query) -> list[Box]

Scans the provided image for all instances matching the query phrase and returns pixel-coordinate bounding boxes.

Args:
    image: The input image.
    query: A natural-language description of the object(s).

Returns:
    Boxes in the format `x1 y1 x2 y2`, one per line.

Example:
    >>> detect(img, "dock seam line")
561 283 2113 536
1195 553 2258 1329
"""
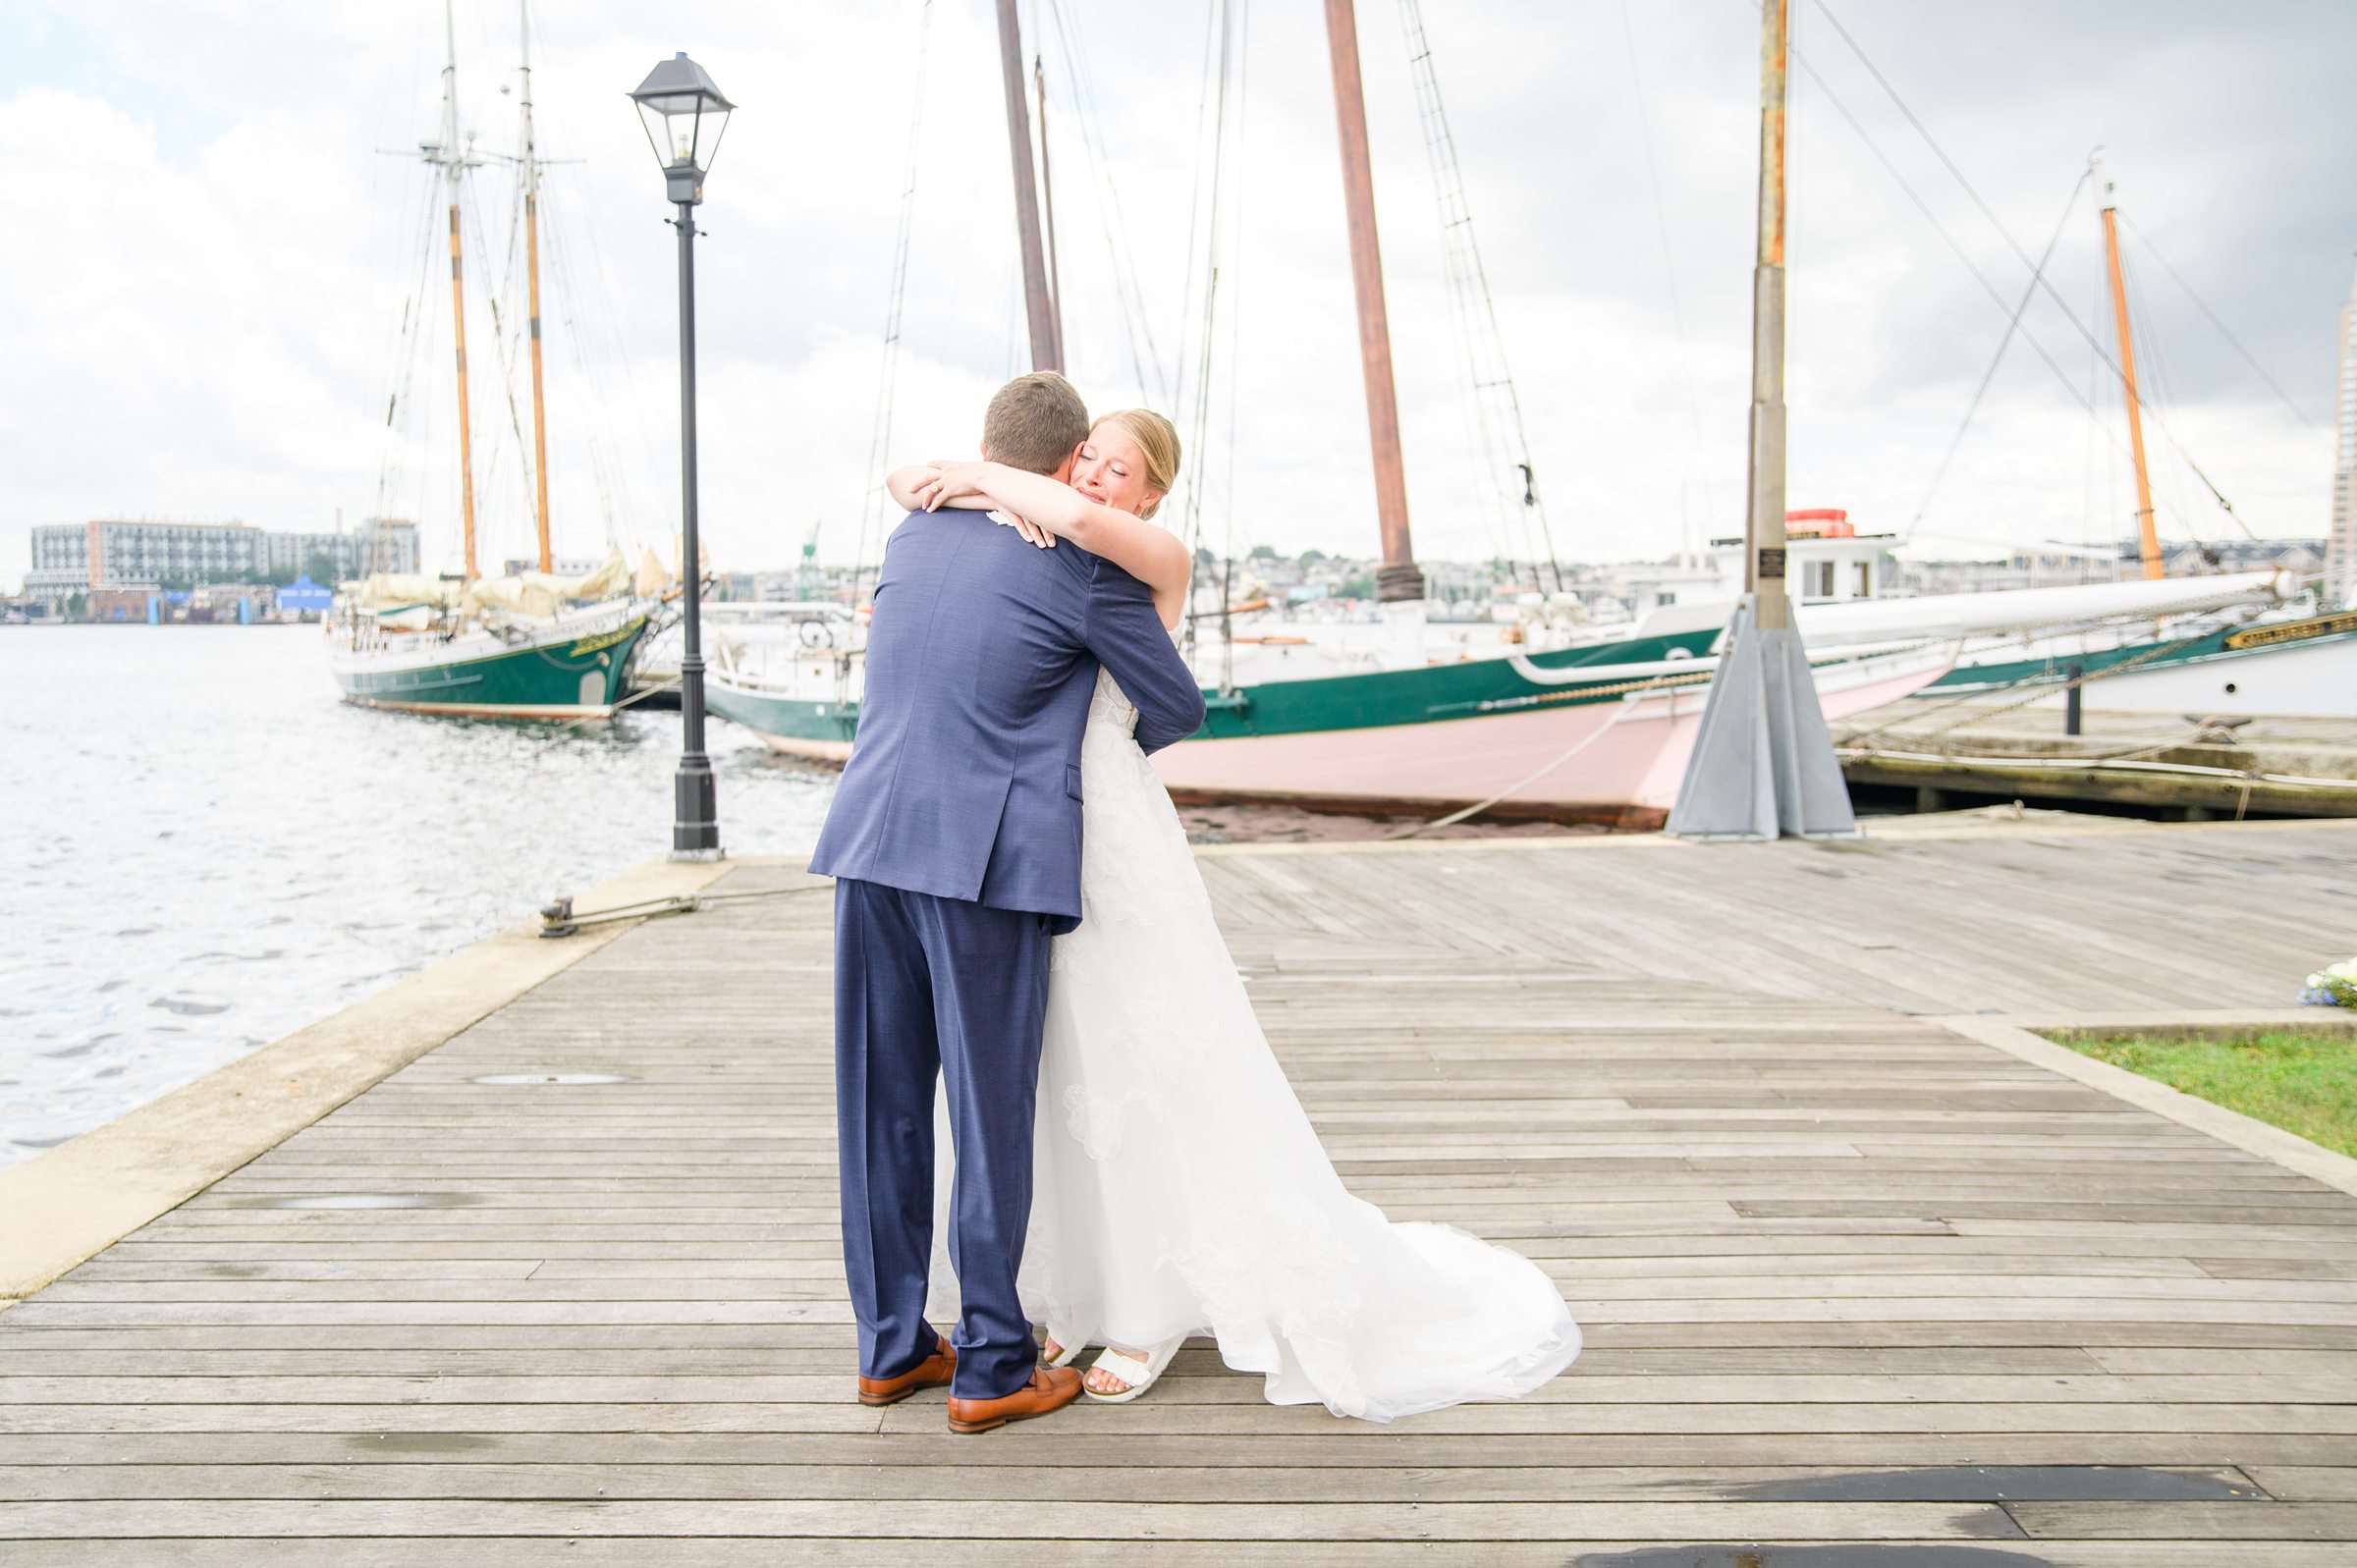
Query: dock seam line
1930 1011 2357 1200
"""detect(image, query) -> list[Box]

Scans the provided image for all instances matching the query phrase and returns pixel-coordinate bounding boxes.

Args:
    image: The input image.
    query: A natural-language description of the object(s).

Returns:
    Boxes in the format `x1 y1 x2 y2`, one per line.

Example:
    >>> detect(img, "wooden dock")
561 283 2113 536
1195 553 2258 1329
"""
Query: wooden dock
6 817 2357 1562
1835 700 2357 818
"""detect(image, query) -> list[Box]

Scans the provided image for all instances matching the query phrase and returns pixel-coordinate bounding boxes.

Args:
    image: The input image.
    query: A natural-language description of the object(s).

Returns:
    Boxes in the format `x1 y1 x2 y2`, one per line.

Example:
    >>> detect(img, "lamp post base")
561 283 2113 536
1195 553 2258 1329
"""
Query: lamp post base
671 763 722 861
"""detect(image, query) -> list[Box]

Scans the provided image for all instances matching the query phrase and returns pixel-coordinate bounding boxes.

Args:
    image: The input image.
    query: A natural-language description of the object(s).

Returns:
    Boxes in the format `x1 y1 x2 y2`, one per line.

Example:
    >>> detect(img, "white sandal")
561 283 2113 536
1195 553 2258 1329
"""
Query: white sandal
1042 1332 1086 1370
1081 1335 1186 1403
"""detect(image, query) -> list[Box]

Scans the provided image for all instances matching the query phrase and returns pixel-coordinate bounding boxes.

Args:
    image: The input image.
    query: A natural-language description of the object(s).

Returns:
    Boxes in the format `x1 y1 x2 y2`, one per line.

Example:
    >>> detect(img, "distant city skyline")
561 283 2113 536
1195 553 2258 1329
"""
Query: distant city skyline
3 1 2350 594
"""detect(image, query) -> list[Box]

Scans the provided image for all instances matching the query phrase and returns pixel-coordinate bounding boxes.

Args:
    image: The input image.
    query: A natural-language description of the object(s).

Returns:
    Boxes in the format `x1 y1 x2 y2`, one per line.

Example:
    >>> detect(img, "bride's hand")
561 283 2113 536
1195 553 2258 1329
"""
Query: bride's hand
1003 513 1055 548
913 460 987 513
913 460 1057 548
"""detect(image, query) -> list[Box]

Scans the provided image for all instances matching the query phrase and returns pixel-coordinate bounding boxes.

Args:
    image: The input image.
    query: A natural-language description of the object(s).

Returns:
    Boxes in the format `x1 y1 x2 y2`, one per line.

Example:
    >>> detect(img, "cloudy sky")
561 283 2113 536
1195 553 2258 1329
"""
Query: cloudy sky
3 0 2350 591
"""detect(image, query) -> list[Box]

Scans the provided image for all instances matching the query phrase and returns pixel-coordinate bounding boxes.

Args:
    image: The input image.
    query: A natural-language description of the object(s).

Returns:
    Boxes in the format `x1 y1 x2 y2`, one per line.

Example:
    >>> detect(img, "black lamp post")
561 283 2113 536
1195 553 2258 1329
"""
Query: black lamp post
630 53 733 860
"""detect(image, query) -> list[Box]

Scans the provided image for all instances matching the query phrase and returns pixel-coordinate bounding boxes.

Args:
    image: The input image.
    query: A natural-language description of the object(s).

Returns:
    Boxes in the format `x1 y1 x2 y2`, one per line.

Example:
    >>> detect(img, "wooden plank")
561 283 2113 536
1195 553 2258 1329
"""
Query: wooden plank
0 1461 2263 1503
8 1401 2354 1437
17 1542 2357 1568
0 1497 2030 1540
1 1429 2349 1470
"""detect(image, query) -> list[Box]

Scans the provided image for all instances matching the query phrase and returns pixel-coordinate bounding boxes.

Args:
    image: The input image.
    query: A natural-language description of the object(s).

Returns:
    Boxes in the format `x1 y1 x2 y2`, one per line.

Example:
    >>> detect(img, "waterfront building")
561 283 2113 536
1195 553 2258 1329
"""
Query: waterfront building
25 527 83 599
34 520 268 593
26 516 422 602
357 518 422 576
84 587 161 622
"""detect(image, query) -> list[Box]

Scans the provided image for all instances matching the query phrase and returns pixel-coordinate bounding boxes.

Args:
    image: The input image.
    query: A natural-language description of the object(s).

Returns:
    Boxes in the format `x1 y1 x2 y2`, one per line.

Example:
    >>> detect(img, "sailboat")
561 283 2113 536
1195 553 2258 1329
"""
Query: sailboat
705 0 1948 828
1633 154 2351 720
327 2 651 720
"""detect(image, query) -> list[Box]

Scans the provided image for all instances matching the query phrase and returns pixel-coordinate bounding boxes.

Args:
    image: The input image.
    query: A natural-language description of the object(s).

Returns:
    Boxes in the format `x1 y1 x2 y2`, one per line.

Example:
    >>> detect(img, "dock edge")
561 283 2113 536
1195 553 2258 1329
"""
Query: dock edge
0 854 738 1306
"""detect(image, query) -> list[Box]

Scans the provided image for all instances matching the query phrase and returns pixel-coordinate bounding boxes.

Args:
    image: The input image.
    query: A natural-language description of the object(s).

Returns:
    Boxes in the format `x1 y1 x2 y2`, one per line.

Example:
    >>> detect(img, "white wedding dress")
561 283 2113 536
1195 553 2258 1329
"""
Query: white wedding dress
930 666 1581 1422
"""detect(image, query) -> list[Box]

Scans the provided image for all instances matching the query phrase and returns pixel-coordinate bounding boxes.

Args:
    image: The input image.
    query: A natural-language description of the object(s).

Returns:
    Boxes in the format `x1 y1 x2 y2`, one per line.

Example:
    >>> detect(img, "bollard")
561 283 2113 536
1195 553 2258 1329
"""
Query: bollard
2063 663 2083 737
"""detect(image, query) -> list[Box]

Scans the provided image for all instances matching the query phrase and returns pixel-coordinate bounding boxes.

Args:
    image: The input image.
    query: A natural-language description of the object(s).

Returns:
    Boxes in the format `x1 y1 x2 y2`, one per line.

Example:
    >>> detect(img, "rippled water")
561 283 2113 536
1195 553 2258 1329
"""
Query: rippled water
0 624 837 1168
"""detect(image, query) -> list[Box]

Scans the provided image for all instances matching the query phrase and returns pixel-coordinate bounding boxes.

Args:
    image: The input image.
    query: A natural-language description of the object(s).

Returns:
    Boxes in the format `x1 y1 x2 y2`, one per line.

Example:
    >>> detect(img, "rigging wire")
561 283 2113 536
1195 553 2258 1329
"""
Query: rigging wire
1216 0 1252 623
1402 8 1506 574
1398 0 1562 592
851 0 935 605
1178 0 1242 574
460 169 531 552
1042 0 1173 407
1899 165 2092 542
1170 0 1226 440
1617 0 1714 548
1801 0 2264 546
2118 210 2323 432
2120 239 2187 556
522 0 663 560
2079 245 2107 571
537 165 659 557
370 169 446 574
1775 19 2252 555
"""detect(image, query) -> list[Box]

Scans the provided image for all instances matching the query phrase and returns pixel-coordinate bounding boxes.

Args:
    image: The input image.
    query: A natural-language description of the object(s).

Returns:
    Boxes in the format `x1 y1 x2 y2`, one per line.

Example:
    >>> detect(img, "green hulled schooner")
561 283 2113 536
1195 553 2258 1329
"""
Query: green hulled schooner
328 1 650 719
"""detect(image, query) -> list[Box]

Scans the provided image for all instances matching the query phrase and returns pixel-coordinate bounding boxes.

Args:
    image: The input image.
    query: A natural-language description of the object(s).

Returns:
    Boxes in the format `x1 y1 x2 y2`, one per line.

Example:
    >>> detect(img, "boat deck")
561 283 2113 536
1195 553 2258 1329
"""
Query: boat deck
6 818 2357 1562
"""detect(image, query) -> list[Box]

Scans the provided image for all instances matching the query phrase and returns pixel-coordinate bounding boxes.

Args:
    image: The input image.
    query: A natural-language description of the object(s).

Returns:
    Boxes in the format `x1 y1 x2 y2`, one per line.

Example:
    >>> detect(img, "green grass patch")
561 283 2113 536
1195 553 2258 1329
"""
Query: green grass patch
2052 1029 2357 1159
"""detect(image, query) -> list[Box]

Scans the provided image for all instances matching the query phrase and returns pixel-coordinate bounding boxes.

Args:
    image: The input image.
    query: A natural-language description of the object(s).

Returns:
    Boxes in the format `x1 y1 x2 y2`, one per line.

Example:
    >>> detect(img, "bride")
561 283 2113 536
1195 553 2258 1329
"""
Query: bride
884 411 1579 1421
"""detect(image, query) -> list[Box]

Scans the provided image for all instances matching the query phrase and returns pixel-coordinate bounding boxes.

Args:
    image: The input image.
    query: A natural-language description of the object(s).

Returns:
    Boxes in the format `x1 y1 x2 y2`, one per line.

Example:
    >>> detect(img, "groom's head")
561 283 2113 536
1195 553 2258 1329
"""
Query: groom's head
981 371 1088 483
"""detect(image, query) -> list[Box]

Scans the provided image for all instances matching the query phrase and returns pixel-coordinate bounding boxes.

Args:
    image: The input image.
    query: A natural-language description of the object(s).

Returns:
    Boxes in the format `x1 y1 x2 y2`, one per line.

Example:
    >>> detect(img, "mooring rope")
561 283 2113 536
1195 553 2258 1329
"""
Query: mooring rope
538 882 826 938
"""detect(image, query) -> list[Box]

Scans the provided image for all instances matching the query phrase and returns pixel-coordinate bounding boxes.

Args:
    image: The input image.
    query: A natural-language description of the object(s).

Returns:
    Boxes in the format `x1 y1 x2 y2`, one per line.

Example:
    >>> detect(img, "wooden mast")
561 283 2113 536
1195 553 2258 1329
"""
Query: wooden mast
1741 0 1791 629
1321 0 1419 601
436 1 480 581
994 0 1062 372
1035 55 1063 333
520 1 552 573
2098 181 2164 580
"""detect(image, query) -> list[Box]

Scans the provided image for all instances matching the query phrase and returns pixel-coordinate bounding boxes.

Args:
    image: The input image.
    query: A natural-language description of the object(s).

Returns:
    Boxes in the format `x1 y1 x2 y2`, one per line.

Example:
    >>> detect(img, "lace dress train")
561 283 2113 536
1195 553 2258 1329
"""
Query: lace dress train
934 669 1580 1421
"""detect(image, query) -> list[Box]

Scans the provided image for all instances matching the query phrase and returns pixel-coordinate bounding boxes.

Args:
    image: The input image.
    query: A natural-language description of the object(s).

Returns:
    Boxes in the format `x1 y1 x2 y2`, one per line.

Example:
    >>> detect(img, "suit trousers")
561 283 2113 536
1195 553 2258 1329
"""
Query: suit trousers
832 878 1053 1400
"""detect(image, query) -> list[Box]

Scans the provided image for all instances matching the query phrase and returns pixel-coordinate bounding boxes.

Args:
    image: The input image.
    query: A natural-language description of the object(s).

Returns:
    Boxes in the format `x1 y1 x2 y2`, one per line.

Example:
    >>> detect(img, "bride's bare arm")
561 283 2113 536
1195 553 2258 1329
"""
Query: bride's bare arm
914 460 1191 627
884 461 986 514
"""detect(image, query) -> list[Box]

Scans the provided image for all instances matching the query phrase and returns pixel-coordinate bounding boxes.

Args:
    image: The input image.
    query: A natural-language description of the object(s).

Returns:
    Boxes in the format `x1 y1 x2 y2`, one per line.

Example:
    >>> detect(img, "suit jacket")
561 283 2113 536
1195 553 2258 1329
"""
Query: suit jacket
807 510 1207 932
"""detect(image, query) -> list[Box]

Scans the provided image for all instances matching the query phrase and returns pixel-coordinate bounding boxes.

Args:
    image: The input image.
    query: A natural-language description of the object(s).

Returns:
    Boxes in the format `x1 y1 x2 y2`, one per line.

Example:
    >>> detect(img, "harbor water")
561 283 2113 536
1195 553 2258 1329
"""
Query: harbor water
0 624 839 1169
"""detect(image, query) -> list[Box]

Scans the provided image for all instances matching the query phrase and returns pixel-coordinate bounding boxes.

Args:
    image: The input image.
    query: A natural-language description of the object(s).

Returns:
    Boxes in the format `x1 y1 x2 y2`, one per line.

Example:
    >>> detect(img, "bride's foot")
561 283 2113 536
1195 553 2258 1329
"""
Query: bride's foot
1043 1334 1065 1364
1083 1336 1187 1400
1084 1346 1146 1397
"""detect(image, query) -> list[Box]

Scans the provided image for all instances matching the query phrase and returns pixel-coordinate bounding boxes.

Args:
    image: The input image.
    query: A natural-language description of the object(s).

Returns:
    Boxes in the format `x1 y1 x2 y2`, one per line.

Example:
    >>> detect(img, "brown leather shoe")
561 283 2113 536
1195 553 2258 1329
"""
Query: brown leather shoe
856 1334 957 1407
946 1364 1082 1434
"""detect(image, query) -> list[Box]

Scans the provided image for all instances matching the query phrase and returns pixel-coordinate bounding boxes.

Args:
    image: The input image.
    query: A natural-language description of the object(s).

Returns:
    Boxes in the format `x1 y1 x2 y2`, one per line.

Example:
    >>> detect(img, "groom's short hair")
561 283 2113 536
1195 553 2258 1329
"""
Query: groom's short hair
982 372 1089 475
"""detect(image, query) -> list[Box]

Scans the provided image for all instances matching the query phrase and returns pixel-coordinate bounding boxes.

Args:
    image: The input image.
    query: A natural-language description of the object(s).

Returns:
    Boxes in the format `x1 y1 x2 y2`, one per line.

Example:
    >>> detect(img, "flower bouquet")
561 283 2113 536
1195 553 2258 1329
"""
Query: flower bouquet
2300 959 2357 1007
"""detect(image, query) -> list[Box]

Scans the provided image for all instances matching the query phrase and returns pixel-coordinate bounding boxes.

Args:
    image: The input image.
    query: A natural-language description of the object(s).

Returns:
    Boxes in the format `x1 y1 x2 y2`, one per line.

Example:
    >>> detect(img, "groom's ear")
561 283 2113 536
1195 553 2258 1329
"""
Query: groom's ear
1051 446 1080 484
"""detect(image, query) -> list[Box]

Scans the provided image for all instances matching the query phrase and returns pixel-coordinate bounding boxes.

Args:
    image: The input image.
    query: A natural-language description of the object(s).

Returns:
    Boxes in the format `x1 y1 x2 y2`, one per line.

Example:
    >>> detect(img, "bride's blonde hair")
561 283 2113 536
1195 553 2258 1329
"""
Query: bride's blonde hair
1096 408 1180 520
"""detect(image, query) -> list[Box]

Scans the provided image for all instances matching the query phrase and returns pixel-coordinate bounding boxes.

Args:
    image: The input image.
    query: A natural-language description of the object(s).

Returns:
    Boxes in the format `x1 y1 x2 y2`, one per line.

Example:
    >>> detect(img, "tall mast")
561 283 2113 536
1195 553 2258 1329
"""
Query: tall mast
431 0 480 580
1321 0 1419 601
1740 0 1791 628
520 0 552 573
994 0 1062 372
2097 169 2163 580
1035 55 1063 333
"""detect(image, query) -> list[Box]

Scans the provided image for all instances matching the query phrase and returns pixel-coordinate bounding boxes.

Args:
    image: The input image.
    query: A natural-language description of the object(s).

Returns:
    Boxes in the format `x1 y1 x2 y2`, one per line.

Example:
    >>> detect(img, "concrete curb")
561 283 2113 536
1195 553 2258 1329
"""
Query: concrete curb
1932 1011 2357 1201
0 854 737 1306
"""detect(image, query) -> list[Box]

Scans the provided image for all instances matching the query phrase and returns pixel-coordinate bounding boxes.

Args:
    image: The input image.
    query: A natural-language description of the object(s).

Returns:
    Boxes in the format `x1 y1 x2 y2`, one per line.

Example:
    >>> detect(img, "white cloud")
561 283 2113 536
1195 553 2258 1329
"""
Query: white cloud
4 0 2346 594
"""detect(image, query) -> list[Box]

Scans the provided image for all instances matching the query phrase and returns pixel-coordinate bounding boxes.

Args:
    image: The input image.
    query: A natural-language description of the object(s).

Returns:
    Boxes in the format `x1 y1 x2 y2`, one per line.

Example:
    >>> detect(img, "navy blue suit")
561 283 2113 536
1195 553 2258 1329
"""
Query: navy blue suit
809 510 1205 1399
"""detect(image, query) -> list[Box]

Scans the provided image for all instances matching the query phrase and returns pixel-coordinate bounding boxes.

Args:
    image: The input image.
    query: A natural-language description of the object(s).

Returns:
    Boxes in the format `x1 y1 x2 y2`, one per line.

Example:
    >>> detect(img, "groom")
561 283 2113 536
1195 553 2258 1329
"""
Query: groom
808 371 1207 1433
